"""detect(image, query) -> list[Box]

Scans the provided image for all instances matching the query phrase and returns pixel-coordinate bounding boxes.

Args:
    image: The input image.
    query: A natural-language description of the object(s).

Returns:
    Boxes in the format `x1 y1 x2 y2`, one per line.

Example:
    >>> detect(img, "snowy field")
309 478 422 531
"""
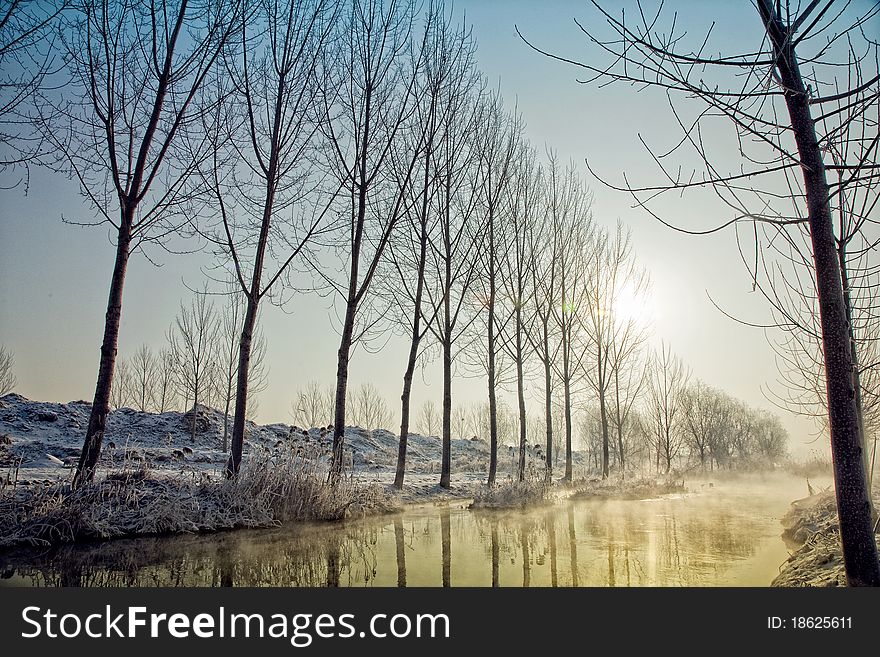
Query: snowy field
0 393 559 502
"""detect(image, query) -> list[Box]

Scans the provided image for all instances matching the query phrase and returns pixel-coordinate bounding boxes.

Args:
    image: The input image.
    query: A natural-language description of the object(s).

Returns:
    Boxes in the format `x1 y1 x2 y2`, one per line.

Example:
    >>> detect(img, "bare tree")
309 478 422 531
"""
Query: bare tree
110 356 132 411
521 0 880 585
348 382 391 430
417 399 439 437
645 343 689 474
169 290 220 442
524 156 563 481
155 347 178 413
0 345 16 395
385 1 477 488
498 139 541 482
205 0 338 476
681 381 726 469
546 157 593 482
469 91 521 487
423 75 485 488
578 224 649 478
48 0 240 486
291 380 334 429
318 0 426 478
129 344 157 412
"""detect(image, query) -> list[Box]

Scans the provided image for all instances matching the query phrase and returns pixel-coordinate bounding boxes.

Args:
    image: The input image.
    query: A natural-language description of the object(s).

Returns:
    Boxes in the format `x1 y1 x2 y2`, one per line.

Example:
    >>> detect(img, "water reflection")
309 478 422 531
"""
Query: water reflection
0 474 819 587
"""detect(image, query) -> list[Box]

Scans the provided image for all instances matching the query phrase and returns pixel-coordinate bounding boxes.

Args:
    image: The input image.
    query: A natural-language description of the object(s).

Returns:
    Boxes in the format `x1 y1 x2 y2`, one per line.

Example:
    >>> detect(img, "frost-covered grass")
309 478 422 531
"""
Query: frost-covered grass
569 475 687 501
0 450 398 548
469 475 551 510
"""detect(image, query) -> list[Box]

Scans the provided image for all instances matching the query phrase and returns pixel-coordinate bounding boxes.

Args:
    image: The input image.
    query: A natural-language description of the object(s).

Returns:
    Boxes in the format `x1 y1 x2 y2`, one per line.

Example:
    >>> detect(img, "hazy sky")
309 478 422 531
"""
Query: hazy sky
3 0 866 458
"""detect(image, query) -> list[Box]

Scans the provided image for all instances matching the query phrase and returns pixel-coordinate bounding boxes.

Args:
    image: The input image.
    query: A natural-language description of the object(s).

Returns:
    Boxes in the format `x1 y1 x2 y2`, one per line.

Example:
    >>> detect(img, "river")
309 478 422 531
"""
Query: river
0 472 823 587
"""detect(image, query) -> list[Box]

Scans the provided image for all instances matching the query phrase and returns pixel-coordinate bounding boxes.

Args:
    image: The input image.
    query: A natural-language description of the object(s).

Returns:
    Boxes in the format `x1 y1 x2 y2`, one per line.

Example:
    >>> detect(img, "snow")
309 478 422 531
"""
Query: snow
0 393 553 498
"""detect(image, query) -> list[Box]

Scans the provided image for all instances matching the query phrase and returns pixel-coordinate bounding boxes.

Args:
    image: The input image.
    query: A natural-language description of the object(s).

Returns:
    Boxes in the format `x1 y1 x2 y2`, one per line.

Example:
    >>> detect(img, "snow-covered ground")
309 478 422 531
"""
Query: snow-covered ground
0 393 563 501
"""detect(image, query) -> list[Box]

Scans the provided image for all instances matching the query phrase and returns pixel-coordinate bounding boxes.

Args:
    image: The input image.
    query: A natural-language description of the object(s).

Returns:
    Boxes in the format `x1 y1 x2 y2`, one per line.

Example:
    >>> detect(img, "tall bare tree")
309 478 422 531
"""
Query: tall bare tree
318 0 426 478
469 92 520 487
205 0 338 476
497 138 540 482
645 343 689 474
47 0 240 486
385 1 477 488
545 157 593 482
423 75 485 489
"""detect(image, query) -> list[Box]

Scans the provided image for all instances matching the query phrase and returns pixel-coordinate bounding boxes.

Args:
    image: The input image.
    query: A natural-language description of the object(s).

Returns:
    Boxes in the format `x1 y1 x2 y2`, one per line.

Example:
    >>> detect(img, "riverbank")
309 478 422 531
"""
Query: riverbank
772 490 880 587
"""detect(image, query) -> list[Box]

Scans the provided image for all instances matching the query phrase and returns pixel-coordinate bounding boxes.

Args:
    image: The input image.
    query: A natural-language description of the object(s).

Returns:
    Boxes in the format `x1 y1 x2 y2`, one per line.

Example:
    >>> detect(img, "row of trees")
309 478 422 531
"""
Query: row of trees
2 0 788 490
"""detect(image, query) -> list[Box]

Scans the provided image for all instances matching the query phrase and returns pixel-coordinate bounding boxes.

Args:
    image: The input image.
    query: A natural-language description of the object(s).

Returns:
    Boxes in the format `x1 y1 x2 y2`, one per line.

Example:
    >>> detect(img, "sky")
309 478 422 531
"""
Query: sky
2 0 869 459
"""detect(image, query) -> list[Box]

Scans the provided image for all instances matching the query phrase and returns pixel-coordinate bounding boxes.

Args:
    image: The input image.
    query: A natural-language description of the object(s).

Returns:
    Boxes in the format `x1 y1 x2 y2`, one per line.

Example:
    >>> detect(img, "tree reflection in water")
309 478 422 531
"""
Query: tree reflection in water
0 476 815 587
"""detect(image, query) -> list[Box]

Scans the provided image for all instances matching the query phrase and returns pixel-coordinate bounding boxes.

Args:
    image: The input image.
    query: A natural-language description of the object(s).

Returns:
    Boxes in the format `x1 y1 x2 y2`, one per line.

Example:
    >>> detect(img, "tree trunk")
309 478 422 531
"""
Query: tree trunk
487 214 499 487
394 155 431 490
395 349 417 489
760 3 880 586
440 338 452 489
74 213 133 487
223 384 231 454
331 301 356 479
543 322 553 481
515 314 527 483
225 297 257 477
614 368 625 479
190 389 198 443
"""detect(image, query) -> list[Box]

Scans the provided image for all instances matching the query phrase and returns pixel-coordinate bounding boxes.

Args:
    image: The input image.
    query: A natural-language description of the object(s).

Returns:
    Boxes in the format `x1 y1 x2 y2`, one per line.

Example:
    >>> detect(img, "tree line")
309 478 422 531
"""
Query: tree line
1 0 793 489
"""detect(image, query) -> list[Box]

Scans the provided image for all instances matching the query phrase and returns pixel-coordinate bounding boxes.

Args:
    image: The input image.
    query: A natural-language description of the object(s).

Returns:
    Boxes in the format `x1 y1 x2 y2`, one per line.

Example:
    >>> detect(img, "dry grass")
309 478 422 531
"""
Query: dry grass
469 474 551 509
0 448 398 548
570 476 687 501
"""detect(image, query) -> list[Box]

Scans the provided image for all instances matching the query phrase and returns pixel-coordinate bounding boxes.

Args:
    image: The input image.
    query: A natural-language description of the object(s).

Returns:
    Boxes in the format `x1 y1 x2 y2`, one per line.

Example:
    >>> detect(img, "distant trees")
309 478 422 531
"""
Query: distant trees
644 344 689 474
0 345 16 396
417 400 439 437
168 291 221 442
291 381 335 430
130 345 157 413
348 383 392 430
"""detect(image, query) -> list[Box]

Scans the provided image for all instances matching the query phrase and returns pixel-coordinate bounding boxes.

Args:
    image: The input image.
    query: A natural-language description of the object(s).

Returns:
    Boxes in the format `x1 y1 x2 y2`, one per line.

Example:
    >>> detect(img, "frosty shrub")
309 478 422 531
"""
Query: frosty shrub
0 449 398 548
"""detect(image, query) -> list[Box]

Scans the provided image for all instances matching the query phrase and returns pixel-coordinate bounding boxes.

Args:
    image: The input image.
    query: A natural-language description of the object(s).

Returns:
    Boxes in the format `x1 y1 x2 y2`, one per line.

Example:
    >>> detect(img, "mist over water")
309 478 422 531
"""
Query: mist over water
1 473 826 587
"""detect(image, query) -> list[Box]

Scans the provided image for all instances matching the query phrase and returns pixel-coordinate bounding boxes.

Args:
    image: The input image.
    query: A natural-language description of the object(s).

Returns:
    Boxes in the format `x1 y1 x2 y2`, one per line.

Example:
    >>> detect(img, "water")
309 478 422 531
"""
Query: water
0 473 821 587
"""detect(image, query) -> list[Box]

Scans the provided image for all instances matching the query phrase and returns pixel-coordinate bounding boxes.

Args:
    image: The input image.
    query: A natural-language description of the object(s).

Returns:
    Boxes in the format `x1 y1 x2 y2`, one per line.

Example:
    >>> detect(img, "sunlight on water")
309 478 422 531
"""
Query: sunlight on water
0 473 828 587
